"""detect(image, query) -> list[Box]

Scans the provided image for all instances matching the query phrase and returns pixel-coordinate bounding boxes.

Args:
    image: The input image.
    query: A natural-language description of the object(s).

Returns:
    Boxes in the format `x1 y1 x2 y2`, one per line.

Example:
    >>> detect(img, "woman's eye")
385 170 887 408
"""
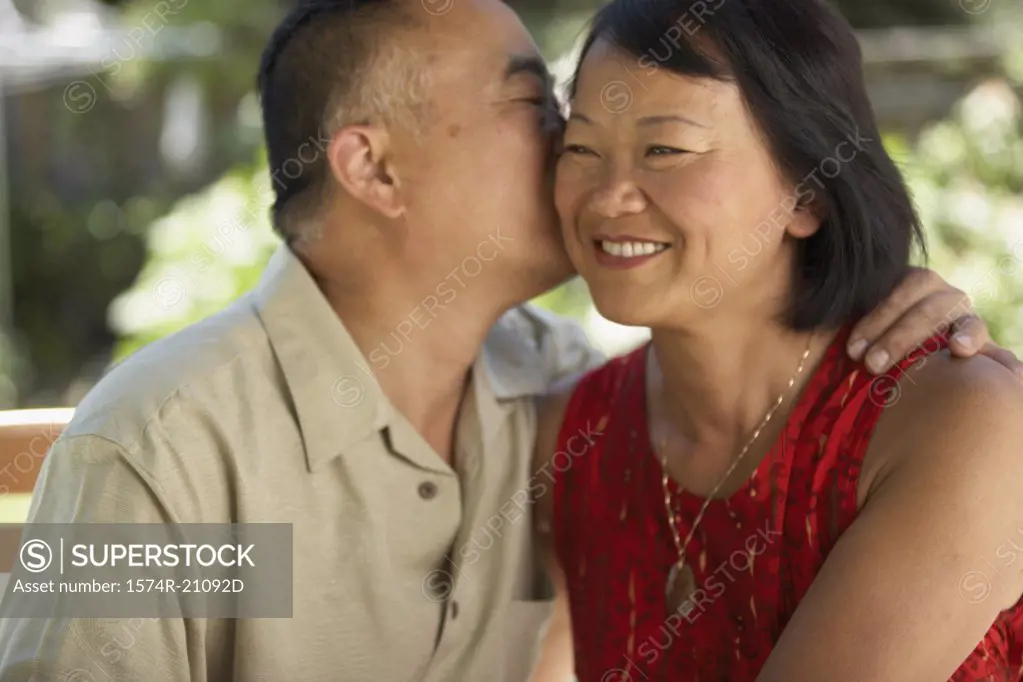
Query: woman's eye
646 145 688 156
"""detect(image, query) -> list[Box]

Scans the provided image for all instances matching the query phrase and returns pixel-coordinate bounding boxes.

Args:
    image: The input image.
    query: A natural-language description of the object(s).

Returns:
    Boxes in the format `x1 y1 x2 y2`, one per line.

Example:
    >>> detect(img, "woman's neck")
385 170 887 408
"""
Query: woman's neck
648 320 837 450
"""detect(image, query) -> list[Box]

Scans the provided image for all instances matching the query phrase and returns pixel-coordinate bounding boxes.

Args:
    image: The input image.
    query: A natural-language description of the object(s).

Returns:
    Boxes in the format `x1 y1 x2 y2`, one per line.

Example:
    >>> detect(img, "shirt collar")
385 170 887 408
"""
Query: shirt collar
253 245 392 472
253 245 558 471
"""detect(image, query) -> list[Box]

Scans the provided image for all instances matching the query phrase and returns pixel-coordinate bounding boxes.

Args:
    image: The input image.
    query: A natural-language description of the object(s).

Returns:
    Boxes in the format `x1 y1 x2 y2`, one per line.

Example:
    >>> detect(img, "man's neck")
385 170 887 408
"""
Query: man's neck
308 259 512 464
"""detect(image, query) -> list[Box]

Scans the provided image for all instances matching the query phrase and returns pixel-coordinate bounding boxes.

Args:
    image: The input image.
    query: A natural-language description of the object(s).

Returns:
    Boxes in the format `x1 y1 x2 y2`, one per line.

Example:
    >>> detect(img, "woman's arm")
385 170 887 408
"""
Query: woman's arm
530 578 574 682
529 381 580 682
758 353 1023 682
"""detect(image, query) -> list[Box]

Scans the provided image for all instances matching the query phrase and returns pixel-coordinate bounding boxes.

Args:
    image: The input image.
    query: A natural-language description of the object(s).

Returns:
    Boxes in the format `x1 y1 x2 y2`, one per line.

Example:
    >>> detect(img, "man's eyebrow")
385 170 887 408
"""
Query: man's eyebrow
504 54 553 90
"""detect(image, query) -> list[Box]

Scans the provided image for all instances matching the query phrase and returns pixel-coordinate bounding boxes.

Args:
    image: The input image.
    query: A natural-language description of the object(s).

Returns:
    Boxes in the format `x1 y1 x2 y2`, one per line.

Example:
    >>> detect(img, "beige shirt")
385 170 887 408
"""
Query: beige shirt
0 245 603 682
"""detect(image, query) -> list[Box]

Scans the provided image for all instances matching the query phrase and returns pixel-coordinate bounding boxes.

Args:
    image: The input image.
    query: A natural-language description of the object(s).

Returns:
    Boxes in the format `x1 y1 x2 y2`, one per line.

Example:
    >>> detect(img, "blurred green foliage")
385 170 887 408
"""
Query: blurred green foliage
902 83 1023 353
109 150 280 361
3 0 280 406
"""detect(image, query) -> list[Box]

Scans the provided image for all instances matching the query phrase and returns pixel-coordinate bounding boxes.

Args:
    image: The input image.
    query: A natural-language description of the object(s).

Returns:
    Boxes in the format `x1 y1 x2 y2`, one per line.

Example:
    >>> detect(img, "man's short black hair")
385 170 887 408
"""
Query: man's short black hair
258 0 422 241
573 0 926 330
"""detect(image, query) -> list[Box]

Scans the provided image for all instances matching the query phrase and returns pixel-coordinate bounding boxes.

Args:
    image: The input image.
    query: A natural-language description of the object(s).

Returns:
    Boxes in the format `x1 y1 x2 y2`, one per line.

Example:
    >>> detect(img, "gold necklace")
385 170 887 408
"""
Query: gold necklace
659 336 813 614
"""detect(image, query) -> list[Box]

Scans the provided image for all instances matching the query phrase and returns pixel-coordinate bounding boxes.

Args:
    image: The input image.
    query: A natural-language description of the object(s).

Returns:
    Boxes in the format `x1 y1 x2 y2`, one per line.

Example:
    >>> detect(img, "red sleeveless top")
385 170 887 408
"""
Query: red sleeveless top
552 326 1023 681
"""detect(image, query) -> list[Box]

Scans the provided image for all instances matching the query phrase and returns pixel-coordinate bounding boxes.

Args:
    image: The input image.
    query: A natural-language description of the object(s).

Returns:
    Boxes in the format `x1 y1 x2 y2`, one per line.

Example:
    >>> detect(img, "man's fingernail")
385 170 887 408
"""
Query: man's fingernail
953 334 974 351
848 339 868 358
866 349 890 373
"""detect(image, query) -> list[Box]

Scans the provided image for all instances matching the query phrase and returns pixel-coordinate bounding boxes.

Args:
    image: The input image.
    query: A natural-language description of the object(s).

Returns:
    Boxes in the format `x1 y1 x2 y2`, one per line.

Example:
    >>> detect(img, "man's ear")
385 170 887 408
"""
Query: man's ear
325 125 405 219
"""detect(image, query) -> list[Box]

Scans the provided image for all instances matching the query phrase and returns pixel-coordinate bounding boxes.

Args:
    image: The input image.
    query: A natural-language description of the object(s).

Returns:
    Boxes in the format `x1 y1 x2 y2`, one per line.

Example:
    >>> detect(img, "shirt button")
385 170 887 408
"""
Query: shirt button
418 481 438 500
450 600 459 620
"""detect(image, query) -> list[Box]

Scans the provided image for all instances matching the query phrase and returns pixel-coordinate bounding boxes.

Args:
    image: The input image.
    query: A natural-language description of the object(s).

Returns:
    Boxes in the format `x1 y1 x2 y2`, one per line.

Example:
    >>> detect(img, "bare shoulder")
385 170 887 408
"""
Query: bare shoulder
866 350 1023 502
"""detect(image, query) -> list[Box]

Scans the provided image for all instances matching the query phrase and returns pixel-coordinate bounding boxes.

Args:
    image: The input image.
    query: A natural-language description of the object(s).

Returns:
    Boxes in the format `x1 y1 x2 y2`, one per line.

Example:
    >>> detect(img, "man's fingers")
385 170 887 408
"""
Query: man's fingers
947 314 991 356
847 268 1018 378
976 343 1023 379
858 293 970 374
948 314 1023 380
847 268 957 360
860 308 925 374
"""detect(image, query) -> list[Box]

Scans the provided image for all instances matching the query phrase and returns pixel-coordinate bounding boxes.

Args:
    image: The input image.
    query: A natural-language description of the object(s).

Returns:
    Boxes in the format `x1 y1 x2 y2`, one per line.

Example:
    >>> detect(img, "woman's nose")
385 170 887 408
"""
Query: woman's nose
589 170 647 219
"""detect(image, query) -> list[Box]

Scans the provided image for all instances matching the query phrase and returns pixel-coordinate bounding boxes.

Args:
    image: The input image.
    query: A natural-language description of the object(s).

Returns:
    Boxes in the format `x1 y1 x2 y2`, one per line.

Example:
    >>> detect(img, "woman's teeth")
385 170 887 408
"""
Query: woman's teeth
598 240 669 258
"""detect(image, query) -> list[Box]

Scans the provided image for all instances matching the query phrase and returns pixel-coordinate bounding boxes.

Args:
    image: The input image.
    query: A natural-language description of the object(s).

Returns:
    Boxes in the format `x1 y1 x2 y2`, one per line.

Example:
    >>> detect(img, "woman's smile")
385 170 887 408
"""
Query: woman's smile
592 235 673 269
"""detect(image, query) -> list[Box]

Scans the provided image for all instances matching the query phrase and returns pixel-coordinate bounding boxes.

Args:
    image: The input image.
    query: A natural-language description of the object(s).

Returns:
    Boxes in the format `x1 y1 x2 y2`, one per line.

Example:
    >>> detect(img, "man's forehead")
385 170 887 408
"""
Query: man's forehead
423 0 538 55
415 0 546 90
427 42 546 90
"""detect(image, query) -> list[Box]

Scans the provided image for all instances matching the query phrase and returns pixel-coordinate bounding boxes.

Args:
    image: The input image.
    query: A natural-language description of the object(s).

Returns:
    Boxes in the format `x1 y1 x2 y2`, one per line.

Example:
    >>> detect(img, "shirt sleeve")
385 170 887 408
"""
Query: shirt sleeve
0 435 204 682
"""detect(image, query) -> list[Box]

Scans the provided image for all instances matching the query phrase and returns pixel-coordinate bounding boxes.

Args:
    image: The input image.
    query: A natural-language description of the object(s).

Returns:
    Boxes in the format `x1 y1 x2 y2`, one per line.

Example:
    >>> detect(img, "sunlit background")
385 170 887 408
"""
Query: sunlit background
0 0 1021 415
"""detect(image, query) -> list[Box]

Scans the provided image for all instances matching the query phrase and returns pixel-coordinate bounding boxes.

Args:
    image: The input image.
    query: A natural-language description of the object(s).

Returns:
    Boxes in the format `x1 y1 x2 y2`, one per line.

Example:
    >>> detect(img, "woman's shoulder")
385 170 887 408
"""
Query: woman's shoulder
850 350 1023 612
876 349 1023 446
865 349 1023 500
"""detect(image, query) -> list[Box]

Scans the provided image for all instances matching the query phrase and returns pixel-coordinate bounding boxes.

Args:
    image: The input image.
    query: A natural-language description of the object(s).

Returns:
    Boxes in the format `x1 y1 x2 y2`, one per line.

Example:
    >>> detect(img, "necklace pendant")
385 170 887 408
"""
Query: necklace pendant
666 562 696 614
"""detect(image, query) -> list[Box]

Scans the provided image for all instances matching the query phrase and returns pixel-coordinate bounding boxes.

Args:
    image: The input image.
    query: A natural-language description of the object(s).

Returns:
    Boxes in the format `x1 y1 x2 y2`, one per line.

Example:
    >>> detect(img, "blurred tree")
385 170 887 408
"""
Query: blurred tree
5 0 278 405
108 150 280 362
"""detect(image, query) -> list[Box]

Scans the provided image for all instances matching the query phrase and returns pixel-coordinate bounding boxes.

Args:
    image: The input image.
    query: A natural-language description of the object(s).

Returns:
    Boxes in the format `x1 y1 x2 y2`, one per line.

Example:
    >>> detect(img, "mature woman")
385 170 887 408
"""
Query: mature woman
533 0 1023 680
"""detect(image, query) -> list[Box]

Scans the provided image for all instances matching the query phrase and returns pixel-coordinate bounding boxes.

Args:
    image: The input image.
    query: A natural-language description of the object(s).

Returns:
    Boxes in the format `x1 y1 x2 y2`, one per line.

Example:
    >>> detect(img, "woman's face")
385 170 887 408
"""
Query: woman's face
555 40 818 328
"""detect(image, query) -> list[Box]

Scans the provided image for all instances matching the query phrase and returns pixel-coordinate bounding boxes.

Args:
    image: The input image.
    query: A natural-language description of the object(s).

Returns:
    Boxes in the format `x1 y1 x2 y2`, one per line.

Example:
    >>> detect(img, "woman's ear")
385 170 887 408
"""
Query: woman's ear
786 194 826 239
325 125 405 219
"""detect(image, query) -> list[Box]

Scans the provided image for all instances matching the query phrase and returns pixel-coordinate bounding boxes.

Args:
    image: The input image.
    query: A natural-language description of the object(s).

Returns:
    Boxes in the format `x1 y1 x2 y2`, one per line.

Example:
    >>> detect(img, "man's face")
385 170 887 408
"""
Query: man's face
393 0 575 302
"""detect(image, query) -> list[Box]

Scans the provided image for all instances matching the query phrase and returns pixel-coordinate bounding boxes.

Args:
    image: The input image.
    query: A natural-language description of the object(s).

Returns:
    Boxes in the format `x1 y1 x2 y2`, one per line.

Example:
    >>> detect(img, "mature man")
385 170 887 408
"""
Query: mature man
0 0 1015 680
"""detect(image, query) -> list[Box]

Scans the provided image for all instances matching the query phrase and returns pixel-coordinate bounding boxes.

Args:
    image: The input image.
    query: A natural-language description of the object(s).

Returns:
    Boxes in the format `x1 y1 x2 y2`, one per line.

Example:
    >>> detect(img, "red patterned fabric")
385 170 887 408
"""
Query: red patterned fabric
552 326 1023 682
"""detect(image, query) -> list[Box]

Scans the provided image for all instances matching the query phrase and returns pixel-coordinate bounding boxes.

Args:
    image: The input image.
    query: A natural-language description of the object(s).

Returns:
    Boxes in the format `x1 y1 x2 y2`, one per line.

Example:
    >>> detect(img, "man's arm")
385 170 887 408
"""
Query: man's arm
757 354 1023 681
848 266 1022 376
0 435 201 682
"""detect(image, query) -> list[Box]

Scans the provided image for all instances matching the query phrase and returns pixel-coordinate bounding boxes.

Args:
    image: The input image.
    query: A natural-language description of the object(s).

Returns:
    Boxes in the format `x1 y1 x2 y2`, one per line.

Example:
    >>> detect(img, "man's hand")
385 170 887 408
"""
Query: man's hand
847 267 1023 377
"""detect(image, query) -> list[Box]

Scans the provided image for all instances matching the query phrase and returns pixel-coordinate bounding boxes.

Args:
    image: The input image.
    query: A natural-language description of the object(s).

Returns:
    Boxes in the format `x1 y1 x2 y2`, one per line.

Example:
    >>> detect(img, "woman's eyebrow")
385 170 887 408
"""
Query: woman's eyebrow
566 112 708 129
636 114 708 128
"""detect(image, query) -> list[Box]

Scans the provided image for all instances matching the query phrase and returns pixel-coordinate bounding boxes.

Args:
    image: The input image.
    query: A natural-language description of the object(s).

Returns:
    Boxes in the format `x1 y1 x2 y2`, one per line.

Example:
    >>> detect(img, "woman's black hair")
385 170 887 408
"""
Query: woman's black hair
571 0 926 329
